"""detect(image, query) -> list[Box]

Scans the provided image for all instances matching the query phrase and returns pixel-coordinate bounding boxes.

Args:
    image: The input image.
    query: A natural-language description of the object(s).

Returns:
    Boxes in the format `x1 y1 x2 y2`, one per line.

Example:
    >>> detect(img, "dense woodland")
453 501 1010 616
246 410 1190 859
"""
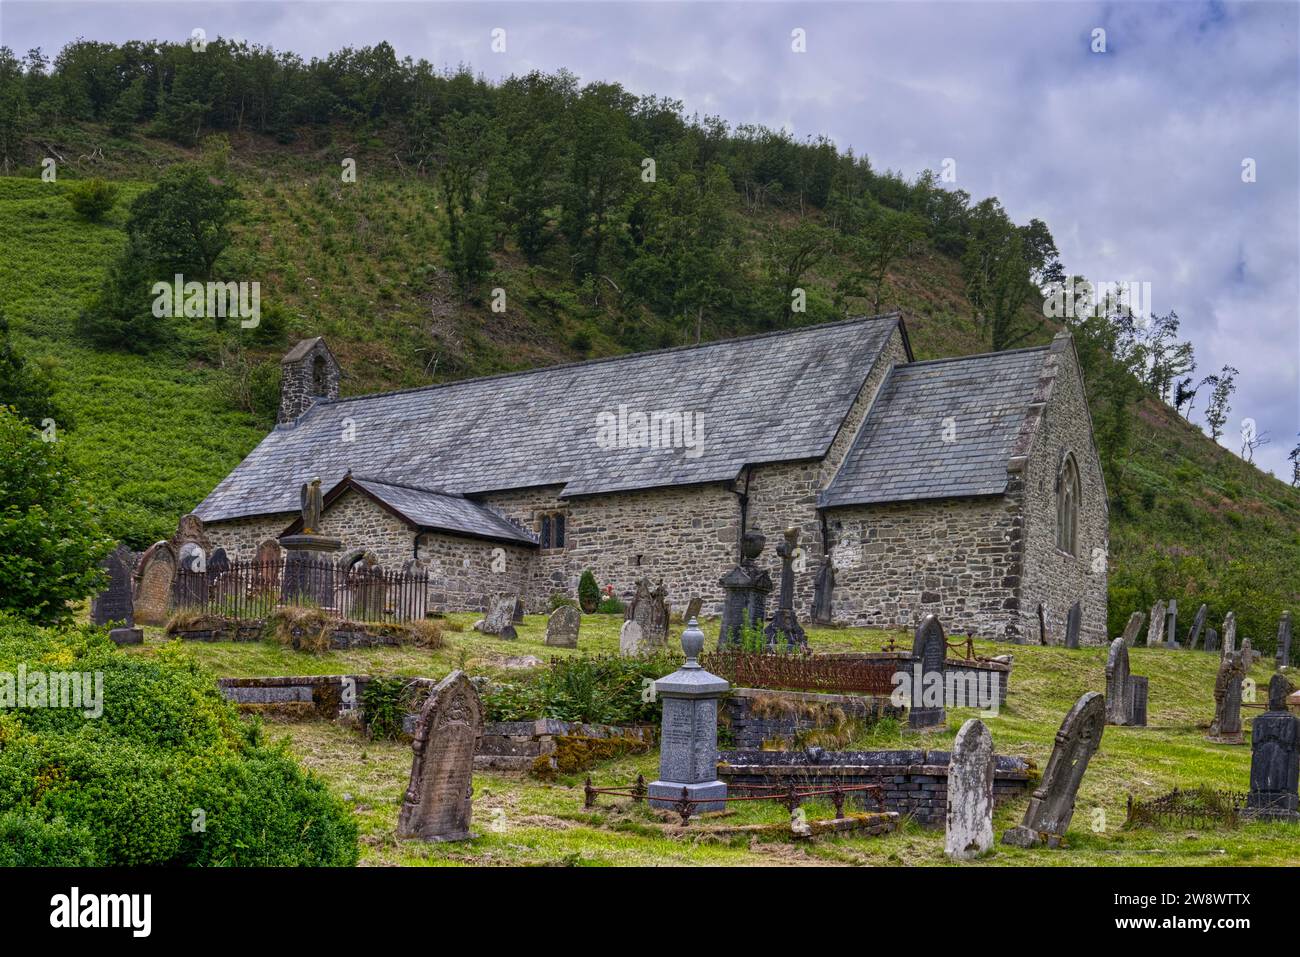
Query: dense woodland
1 38 1298 645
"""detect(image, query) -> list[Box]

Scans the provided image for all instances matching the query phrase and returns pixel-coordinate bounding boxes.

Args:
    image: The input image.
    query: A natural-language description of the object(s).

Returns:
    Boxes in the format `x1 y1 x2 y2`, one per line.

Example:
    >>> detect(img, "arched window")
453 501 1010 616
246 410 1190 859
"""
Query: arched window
1056 453 1081 556
311 354 327 396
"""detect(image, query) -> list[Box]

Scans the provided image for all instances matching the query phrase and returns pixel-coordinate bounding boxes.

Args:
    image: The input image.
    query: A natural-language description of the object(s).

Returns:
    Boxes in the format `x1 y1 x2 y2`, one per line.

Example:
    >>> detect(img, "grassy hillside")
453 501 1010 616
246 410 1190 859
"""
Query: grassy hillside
124 615 1300 866
3 120 1298 648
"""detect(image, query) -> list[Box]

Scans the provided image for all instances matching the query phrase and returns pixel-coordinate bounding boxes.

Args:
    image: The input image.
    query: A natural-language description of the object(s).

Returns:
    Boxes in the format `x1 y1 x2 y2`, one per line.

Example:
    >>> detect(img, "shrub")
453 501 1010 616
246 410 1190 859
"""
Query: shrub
65 178 119 222
266 606 334 652
361 677 414 741
0 615 358 866
483 654 679 725
0 408 113 623
578 569 600 613
548 593 578 612
596 595 625 615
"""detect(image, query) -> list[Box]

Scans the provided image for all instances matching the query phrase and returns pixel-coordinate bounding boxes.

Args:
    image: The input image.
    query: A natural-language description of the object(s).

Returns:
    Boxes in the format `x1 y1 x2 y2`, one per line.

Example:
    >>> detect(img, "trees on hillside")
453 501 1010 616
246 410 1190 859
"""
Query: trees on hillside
0 308 63 428
962 198 1041 351
1202 366 1239 443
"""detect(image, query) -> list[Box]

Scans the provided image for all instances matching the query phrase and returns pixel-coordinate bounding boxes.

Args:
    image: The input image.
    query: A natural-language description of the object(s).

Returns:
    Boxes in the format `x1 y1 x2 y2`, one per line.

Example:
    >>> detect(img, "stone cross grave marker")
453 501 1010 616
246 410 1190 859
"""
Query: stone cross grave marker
627 578 670 649
1244 673 1300 821
1186 603 1208 651
1120 611 1144 648
908 614 947 731
648 618 729 811
397 670 482 842
763 527 807 650
544 605 581 648
945 718 994 861
1002 692 1105 848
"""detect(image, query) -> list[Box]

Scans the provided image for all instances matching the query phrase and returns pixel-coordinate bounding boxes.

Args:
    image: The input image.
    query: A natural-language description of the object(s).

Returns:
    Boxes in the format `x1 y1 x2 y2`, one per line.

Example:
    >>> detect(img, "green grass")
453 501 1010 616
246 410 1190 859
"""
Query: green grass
123 614 1300 866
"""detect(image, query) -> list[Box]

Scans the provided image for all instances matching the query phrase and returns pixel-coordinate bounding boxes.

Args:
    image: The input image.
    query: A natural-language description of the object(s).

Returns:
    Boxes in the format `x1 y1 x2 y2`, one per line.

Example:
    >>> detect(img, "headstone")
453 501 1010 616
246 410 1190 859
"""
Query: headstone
684 596 703 622
348 552 387 620
1145 600 1165 647
1242 637 1255 669
1064 600 1081 649
1277 612 1293 668
397 670 482 842
1205 627 1220 653
811 554 834 625
619 620 645 657
1244 673 1300 821
91 543 136 628
513 597 525 623
647 618 729 811
1105 637 1133 726
1165 600 1178 649
1186 603 1208 651
133 541 177 626
254 538 283 593
171 512 211 552
763 527 807 650
945 718 994 861
718 530 773 647
474 595 518 639
1221 612 1237 656
626 578 669 648
1002 692 1106 848
172 541 208 608
1037 603 1048 646
545 605 581 648
1131 676 1149 727
908 614 947 731
109 628 143 646
1120 611 1144 648
1207 650 1247 744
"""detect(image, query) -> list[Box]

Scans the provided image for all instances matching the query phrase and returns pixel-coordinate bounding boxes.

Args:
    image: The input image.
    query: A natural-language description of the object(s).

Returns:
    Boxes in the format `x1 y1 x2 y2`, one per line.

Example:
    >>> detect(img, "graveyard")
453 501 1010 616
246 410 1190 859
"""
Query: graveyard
105 606 1298 867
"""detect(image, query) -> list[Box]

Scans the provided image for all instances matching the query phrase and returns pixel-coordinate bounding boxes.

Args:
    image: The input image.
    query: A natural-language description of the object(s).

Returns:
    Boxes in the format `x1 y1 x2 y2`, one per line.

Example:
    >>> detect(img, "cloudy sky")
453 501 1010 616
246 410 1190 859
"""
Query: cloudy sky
4 0 1298 476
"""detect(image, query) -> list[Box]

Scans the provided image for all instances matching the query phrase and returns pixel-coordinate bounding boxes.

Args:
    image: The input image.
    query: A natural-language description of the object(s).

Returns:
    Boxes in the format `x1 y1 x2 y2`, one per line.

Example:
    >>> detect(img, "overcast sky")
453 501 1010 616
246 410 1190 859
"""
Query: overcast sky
4 0 1297 477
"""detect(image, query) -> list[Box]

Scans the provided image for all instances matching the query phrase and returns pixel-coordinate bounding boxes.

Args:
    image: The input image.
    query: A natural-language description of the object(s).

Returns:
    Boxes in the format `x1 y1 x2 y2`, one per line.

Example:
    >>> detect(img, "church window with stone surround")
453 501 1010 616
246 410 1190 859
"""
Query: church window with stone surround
539 512 566 550
1056 453 1080 556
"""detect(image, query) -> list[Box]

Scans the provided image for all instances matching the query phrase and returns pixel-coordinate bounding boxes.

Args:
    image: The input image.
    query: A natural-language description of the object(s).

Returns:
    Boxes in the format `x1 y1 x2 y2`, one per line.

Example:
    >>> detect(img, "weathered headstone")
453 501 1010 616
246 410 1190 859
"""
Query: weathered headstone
1145 600 1165 647
1186 603 1208 651
647 618 729 811
908 614 947 731
133 541 177 626
172 541 208 608
718 530 772 647
171 512 211 552
626 578 669 648
764 527 807 650
513 597 525 623
1037 603 1048 646
1165 599 1178 649
811 554 834 625
1120 610 1144 648
1131 676 1149 727
1222 612 1237 656
92 543 136 629
684 596 703 622
1002 692 1105 848
1241 637 1255 669
474 594 518 640
253 538 283 593
945 718 994 861
1064 600 1081 649
1105 637 1133 726
1207 650 1247 745
1277 611 1293 668
1244 673 1300 821
397 670 482 842
545 605 581 648
619 620 645 657
1205 627 1220 653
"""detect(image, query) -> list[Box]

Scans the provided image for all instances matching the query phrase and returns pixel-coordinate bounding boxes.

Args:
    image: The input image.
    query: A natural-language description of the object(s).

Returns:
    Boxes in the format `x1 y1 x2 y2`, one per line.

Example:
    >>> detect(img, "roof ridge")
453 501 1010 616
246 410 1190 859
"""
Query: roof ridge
351 474 461 498
898 344 1050 371
313 313 902 409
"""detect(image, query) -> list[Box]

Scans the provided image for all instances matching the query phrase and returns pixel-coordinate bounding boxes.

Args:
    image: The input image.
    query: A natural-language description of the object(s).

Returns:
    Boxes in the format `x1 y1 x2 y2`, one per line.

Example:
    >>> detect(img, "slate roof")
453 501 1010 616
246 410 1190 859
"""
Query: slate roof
348 477 538 545
195 314 906 523
819 346 1050 507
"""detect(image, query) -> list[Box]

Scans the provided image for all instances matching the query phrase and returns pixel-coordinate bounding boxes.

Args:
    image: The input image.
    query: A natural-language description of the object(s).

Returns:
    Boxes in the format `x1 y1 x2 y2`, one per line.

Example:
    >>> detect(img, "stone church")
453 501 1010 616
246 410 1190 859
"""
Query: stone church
195 312 1109 644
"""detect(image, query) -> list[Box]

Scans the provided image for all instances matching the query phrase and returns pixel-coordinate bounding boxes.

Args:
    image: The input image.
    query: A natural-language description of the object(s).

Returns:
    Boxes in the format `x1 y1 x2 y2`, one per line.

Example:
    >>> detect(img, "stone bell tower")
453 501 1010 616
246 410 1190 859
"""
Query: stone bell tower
279 337 340 424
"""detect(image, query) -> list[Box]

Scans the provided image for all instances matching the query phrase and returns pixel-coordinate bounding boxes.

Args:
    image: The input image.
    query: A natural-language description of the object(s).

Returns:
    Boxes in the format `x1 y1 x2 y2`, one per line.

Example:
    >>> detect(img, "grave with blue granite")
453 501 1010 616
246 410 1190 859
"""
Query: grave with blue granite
648 618 729 812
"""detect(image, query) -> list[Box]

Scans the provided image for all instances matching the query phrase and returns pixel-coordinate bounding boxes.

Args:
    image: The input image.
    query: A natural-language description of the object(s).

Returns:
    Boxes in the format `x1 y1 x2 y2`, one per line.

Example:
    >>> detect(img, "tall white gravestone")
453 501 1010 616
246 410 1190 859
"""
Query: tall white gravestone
945 718 995 860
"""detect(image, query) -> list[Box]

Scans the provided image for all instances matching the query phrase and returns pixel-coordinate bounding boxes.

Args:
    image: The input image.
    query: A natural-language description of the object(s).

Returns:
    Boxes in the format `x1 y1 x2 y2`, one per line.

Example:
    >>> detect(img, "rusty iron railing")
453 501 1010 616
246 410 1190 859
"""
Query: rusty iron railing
699 649 897 695
1124 787 1245 830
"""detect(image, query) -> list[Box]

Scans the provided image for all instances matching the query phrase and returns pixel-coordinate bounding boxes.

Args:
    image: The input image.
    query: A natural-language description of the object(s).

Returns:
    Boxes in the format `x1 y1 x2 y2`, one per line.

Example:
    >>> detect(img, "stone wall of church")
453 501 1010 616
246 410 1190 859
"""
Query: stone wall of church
1017 338 1110 646
824 493 1027 640
203 513 295 559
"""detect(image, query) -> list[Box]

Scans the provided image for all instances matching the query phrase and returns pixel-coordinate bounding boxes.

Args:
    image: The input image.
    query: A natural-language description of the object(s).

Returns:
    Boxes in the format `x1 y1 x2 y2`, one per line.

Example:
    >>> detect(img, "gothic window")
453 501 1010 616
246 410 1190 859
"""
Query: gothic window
1056 453 1081 557
538 511 566 550
311 354 327 396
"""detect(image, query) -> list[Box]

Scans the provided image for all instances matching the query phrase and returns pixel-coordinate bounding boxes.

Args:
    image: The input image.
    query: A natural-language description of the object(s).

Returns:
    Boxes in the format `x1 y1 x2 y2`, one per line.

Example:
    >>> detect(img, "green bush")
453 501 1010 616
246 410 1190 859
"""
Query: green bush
64 179 119 222
0 615 358 866
577 569 600 613
482 653 679 725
